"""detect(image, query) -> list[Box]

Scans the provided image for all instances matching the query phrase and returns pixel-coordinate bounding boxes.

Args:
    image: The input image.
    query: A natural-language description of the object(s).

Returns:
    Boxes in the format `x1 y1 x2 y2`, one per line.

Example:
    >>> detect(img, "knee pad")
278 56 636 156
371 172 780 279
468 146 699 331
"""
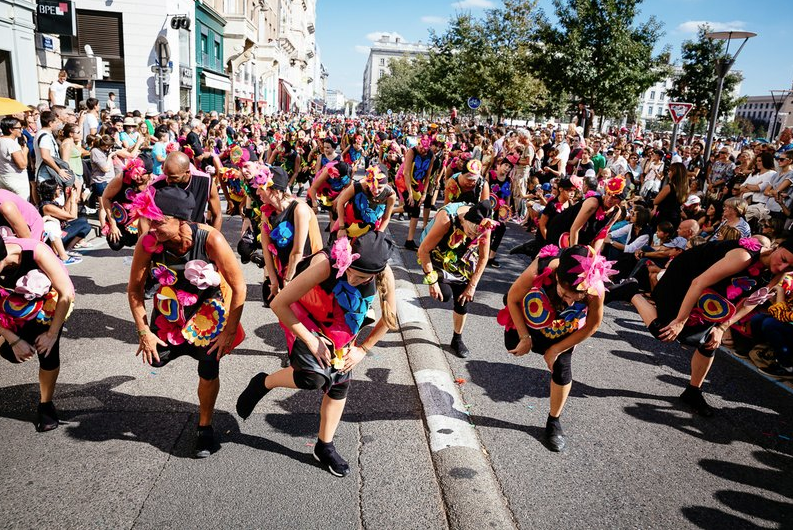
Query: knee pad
293 369 326 391
438 282 453 304
504 329 519 351
551 351 573 385
698 346 716 359
107 235 125 252
648 319 664 340
327 380 350 400
453 302 468 316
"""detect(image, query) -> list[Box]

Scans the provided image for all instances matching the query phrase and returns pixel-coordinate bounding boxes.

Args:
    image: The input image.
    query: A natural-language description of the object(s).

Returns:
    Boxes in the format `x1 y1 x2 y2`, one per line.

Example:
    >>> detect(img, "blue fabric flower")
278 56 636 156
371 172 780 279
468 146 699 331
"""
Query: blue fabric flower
333 280 374 335
500 180 511 198
330 175 351 192
354 192 385 226
270 221 294 248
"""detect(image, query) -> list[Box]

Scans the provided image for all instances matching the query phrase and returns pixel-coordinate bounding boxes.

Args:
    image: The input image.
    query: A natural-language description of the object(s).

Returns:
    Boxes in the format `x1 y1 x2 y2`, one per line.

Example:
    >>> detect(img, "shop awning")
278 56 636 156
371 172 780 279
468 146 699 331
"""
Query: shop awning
280 79 297 101
202 71 231 92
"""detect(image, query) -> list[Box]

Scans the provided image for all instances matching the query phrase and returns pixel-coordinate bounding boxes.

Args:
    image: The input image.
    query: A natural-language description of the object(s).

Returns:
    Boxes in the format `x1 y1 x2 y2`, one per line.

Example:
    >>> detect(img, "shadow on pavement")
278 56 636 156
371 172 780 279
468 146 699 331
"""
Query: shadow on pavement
70 275 130 295
681 451 793 528
64 308 138 344
0 375 322 468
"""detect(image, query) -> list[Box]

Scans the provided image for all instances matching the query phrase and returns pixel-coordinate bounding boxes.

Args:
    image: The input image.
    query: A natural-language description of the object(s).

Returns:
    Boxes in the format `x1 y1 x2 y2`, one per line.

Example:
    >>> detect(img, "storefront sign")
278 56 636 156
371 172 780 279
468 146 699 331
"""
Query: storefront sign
36 0 77 36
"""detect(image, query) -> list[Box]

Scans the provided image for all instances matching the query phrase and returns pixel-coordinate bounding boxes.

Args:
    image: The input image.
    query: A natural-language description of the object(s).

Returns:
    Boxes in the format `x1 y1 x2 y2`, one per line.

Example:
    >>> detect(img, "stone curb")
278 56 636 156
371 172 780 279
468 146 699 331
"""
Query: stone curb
387 237 518 530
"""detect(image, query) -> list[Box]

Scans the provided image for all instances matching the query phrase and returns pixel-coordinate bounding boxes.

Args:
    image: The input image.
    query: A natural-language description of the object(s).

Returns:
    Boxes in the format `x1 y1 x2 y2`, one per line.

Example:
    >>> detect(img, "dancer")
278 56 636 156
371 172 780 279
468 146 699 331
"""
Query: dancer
499 245 613 451
396 135 435 250
236 231 397 477
486 156 516 268
102 156 152 251
418 200 494 358
260 166 323 305
630 237 793 416
0 236 74 432
334 165 396 241
127 186 246 458
444 159 490 206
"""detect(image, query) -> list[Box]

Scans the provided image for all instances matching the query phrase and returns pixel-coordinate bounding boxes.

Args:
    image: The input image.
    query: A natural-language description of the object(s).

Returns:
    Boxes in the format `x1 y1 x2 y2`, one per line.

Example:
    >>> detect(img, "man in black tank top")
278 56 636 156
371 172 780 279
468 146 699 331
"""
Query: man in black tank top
155 151 222 230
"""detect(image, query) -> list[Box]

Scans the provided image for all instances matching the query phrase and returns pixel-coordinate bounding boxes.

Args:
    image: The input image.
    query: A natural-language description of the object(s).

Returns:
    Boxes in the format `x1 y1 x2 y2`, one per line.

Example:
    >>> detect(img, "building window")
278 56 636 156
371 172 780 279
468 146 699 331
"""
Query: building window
659 92 665 101
647 105 653 116
0 50 13 98
379 58 385 66
657 106 663 116
214 37 221 66
650 91 655 100
380 70 385 78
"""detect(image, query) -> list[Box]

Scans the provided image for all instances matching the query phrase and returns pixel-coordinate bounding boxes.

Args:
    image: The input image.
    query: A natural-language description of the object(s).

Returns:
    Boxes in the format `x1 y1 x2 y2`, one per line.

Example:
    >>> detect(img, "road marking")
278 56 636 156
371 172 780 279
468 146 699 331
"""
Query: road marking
414 368 480 452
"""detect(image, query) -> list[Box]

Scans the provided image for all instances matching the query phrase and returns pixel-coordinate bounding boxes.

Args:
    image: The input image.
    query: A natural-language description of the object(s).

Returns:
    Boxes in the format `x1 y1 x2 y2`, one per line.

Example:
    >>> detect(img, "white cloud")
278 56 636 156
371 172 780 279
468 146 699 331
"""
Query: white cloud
365 31 405 42
421 15 447 24
354 45 370 54
451 0 494 8
677 20 746 34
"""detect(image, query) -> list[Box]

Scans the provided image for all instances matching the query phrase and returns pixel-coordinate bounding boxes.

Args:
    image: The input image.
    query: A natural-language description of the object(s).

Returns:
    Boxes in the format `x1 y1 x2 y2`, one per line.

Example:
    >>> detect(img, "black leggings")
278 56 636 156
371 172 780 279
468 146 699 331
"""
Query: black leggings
1 321 61 371
490 222 507 254
152 342 220 380
401 190 421 219
504 328 574 385
107 228 138 251
438 281 470 315
648 319 717 358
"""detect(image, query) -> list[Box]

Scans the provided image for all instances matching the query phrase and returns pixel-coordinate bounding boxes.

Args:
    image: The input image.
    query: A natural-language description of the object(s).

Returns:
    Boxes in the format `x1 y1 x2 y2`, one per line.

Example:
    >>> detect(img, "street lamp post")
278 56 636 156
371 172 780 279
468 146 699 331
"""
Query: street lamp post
703 30 756 158
770 89 792 141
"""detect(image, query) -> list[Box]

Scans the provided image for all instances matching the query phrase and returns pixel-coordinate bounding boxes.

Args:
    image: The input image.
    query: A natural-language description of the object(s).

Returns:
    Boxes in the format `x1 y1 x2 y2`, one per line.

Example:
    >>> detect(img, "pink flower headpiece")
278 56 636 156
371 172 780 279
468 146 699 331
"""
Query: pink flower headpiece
123 158 146 184
605 176 626 197
229 144 250 167
569 246 618 298
466 159 482 175
364 166 383 194
128 188 164 221
165 142 179 154
330 237 360 279
419 135 432 150
251 164 273 189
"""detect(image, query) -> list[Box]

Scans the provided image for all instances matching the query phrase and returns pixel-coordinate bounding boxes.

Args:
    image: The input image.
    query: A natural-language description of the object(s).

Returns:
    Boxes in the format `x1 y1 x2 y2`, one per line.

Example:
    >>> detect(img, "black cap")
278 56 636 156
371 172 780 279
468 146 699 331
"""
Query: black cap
557 178 575 190
349 231 393 274
270 166 290 191
154 186 195 220
463 200 493 224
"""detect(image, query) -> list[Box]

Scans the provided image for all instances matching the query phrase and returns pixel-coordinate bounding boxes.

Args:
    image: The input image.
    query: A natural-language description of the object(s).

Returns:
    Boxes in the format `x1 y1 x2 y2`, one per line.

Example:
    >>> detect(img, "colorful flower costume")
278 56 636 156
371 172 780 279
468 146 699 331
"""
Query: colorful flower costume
315 161 351 209
262 201 322 281
107 179 147 250
395 147 433 202
419 203 481 283
446 173 485 206
0 238 74 370
337 181 394 240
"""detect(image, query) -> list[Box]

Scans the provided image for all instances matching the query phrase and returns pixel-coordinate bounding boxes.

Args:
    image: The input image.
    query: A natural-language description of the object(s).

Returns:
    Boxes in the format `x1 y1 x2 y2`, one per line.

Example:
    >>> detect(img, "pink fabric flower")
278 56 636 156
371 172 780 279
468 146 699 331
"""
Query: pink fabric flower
570 251 618 298
725 285 743 300
141 233 163 254
533 266 555 288
123 158 146 184
151 264 177 286
538 245 560 259
496 306 516 331
739 237 762 252
0 312 18 332
15 270 52 301
176 290 198 306
128 188 164 222
330 237 360 279
748 262 764 277
155 315 185 346
184 260 221 290
745 287 772 306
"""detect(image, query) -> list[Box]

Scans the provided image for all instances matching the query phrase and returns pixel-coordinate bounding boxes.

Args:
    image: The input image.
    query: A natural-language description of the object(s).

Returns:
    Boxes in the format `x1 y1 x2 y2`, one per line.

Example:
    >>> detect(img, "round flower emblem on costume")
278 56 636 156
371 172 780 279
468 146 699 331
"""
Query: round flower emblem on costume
182 298 227 347
448 228 466 249
151 263 177 286
270 221 295 248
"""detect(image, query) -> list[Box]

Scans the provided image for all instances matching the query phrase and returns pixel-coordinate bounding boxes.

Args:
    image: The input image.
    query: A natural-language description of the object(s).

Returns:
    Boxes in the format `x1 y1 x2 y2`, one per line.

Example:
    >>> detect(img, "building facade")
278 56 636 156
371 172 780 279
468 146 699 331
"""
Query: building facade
734 88 793 139
361 35 427 113
0 0 37 103
326 88 346 111
195 0 228 113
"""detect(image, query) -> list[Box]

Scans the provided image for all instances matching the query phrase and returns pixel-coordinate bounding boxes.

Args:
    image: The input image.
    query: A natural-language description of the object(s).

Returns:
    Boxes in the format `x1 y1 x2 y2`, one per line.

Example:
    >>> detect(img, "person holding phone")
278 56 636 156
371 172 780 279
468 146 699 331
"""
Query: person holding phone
0 117 30 199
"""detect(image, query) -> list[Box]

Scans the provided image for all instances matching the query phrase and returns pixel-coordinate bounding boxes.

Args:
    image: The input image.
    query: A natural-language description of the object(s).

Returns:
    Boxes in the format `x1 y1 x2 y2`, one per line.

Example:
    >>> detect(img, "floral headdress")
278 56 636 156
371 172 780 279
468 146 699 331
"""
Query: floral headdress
465 159 482 175
364 166 384 195
569 246 618 298
605 176 627 197
123 158 146 184
250 164 273 189
330 237 360 279
229 144 250 167
128 188 164 221
419 135 432 150
165 141 179 154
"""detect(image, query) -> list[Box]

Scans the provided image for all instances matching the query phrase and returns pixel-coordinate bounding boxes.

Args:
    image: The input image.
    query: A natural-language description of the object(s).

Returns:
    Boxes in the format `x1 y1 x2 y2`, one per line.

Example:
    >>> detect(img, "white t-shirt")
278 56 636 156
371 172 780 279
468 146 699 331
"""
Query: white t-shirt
49 80 69 106
0 137 24 177
106 98 116 111
743 170 776 206
82 113 99 144
33 130 59 177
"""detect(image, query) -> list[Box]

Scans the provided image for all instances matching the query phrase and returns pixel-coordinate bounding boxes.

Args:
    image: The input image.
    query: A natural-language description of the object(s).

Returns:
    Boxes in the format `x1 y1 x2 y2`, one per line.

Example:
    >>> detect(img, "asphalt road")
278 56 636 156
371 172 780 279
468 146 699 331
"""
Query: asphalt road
1 205 791 529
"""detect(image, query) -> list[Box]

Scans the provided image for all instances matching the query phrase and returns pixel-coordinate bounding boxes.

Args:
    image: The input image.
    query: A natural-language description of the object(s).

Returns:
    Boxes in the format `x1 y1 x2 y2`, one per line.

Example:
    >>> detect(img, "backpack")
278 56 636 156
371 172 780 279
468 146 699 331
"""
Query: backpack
36 133 76 188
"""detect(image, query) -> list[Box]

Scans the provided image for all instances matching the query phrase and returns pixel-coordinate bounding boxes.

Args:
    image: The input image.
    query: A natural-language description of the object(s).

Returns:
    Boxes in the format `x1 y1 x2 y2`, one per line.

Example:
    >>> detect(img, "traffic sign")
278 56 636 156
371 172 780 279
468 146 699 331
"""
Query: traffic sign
668 102 694 124
387 109 393 115
467 97 481 110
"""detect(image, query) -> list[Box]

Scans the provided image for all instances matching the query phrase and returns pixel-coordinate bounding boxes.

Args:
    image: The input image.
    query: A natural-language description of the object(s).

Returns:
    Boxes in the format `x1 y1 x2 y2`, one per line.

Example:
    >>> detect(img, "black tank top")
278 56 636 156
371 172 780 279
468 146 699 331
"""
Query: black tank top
153 176 210 224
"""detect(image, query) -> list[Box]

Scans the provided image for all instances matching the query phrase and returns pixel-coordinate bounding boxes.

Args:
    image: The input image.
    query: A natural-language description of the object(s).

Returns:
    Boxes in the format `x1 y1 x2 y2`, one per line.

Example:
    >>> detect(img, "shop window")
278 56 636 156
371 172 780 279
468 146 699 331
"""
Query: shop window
0 50 13 98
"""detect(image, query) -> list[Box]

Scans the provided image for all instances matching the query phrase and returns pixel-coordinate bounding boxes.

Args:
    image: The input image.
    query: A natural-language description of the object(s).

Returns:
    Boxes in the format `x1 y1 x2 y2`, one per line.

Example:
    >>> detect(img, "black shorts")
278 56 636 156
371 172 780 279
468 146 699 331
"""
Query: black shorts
151 341 220 380
1 321 61 371
401 190 422 219
289 337 351 400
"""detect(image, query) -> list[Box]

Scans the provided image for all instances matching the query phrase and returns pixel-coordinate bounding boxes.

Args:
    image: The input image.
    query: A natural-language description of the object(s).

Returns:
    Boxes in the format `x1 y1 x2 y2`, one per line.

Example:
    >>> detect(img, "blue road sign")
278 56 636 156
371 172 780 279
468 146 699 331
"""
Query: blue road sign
467 97 481 110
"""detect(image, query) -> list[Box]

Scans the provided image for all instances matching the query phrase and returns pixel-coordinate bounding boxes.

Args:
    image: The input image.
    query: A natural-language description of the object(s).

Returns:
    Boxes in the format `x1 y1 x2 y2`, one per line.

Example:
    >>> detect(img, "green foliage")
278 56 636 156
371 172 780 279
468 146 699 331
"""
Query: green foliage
533 0 668 124
667 24 744 133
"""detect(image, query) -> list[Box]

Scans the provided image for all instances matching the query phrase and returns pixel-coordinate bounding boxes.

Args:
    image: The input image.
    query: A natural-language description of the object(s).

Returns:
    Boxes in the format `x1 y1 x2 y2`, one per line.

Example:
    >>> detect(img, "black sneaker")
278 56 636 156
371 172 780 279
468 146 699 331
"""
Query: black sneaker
679 386 714 417
36 401 59 432
451 336 470 358
488 258 501 268
545 419 566 452
236 372 270 420
195 426 217 458
604 278 640 305
313 440 350 477
758 362 793 381
403 240 419 251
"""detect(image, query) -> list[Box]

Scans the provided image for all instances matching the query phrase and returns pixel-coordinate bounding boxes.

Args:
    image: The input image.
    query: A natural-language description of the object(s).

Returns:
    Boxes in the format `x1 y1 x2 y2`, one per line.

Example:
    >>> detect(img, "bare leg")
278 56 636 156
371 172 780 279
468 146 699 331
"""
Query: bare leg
197 377 219 427
265 367 299 390
318 395 347 443
630 294 658 326
39 368 59 403
51 238 69 260
690 351 714 388
549 381 571 417
452 311 467 335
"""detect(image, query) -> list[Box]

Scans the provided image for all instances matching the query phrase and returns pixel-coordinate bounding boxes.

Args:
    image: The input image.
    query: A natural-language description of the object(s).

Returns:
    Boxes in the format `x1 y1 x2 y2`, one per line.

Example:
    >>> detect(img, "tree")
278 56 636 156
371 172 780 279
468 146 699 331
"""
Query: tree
374 56 428 114
667 24 744 138
534 0 667 128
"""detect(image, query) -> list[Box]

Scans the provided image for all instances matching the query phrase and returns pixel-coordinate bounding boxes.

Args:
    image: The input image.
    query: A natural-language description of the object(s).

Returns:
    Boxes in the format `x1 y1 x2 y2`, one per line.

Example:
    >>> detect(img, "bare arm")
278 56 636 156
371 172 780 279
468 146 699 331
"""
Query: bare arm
207 181 222 230
0 202 32 238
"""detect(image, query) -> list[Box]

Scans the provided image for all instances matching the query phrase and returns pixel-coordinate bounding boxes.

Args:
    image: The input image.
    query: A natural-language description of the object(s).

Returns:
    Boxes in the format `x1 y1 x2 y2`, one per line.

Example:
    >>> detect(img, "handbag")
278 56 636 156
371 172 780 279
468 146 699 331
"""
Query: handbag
36 133 76 188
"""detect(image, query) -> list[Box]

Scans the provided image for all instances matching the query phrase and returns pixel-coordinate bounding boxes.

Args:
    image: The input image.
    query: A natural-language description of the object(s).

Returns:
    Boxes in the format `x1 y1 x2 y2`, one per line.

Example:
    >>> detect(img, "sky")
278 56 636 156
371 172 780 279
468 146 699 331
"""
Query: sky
315 0 792 102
